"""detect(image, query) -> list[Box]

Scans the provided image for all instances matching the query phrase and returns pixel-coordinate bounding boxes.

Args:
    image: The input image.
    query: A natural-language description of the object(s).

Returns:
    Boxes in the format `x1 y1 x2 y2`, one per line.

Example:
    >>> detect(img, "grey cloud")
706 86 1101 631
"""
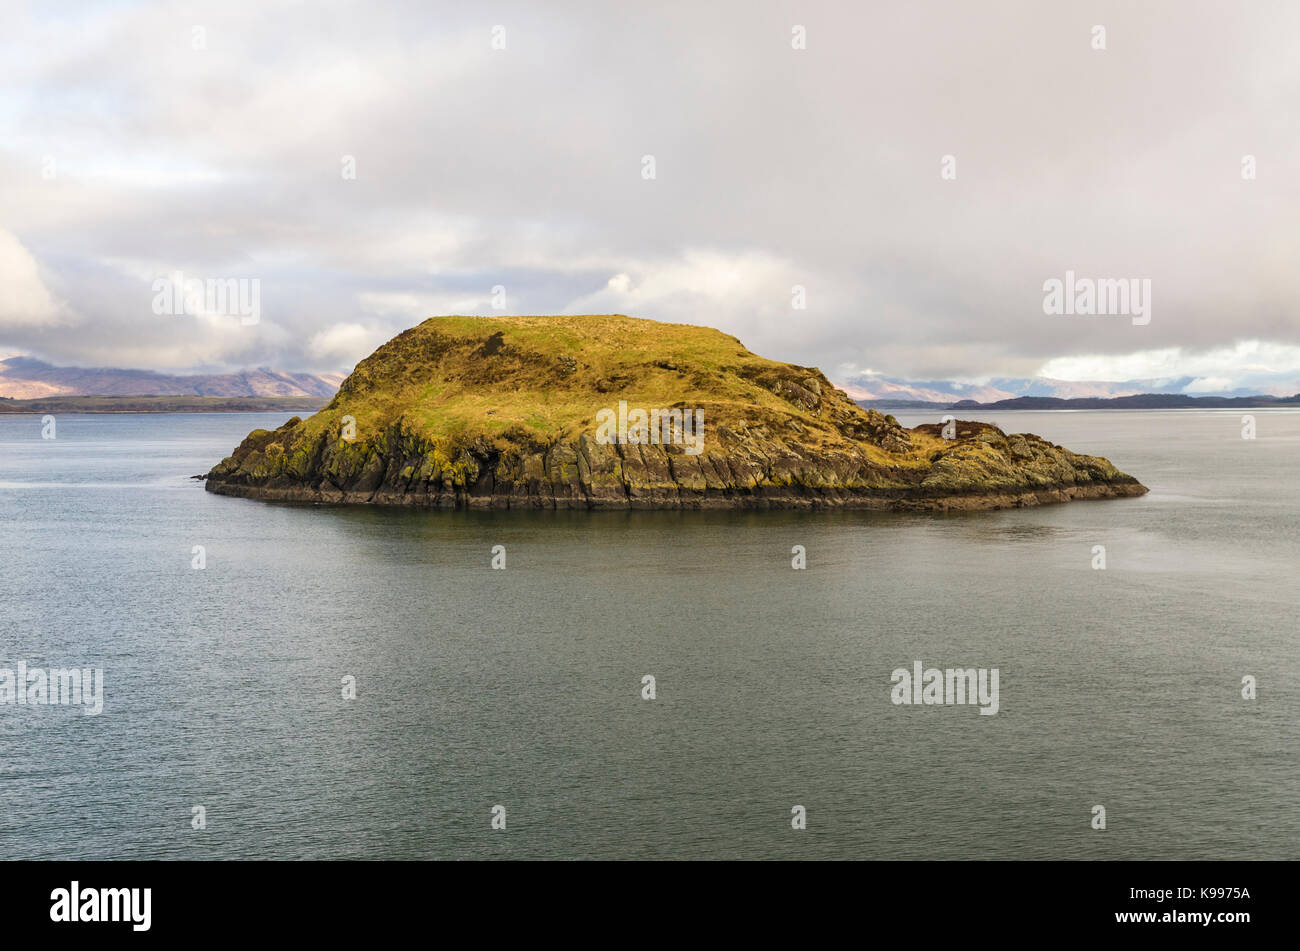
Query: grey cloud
2 0 1298 381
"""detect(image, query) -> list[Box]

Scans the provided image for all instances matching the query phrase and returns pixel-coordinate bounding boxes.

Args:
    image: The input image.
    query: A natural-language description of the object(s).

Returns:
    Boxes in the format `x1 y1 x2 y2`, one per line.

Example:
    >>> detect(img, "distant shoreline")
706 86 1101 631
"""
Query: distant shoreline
858 394 1300 411
0 396 330 414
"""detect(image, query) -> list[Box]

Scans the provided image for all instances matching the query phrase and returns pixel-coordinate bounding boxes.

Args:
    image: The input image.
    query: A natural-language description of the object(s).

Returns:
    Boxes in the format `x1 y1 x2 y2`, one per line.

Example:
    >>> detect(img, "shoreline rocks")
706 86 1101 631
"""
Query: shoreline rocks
204 417 1147 512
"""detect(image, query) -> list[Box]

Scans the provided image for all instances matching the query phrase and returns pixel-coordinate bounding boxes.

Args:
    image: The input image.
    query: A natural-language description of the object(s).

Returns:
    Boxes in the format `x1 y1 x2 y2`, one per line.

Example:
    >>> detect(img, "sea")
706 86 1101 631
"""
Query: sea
0 409 1295 859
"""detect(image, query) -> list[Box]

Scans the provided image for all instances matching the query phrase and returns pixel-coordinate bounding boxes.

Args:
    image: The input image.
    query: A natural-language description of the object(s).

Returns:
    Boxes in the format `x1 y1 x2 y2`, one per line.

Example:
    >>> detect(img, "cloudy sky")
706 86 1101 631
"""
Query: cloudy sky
3 0 1300 392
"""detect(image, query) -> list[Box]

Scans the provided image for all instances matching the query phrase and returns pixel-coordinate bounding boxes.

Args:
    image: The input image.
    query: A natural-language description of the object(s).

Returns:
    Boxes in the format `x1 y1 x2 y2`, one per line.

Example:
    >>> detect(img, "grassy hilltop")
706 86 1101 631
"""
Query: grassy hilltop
205 314 1147 510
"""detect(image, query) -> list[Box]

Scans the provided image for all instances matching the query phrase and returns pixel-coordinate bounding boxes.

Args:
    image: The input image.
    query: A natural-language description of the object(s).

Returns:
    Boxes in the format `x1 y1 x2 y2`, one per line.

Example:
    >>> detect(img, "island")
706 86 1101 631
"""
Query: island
204 315 1147 511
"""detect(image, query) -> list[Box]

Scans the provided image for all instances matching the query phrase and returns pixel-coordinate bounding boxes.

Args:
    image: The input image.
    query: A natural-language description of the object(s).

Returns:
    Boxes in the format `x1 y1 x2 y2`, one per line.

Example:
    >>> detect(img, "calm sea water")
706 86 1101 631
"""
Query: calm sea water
0 409 1295 860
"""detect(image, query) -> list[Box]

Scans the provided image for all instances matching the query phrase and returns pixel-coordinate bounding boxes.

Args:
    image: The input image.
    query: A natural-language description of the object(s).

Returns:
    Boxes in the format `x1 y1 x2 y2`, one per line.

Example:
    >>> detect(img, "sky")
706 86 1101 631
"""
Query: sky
3 0 1300 393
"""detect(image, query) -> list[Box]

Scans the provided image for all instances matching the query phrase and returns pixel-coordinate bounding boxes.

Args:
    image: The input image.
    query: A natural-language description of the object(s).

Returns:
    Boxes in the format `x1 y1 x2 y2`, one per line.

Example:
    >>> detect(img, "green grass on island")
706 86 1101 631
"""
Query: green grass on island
302 314 913 463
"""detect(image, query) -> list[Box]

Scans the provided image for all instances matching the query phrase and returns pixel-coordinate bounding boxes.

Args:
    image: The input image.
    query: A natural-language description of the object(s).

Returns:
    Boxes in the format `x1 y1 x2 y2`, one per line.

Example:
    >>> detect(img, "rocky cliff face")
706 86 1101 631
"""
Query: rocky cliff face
204 315 1147 511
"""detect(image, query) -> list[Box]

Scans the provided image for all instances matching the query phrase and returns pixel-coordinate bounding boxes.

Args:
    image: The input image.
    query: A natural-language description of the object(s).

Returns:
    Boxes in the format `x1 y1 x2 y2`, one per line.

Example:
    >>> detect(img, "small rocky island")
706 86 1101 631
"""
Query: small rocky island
204 315 1147 510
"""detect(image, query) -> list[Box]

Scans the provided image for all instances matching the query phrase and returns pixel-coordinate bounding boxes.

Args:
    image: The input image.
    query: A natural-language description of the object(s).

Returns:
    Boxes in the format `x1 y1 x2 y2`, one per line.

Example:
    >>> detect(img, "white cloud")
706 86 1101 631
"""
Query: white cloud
0 230 67 328
1185 376 1234 392
308 322 394 368
560 249 836 363
1039 341 1300 383
356 292 434 319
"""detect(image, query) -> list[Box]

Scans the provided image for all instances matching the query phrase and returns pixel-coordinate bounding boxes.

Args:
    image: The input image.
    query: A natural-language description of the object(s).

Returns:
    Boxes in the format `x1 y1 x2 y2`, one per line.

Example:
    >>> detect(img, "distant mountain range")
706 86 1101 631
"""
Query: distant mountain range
837 373 1300 403
0 357 343 399
857 393 1300 411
